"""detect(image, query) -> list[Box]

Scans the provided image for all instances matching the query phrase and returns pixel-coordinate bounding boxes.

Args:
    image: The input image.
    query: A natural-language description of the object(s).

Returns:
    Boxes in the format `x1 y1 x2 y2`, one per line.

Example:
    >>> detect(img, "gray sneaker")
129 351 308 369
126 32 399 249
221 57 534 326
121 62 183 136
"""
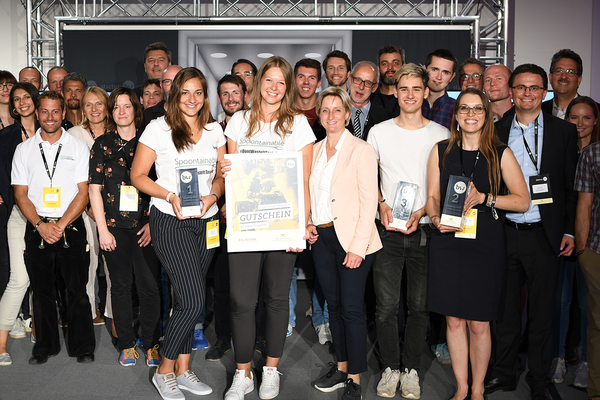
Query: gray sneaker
549 357 566 383
152 371 185 400
314 363 347 392
574 361 588 388
377 367 400 398
0 352 12 366
400 368 421 399
176 370 213 395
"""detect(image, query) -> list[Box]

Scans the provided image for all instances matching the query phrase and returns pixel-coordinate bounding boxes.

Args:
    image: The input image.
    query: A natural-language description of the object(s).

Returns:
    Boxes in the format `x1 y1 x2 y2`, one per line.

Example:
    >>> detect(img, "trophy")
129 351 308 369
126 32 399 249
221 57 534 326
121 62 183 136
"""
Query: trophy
178 168 203 217
389 181 418 231
440 175 470 229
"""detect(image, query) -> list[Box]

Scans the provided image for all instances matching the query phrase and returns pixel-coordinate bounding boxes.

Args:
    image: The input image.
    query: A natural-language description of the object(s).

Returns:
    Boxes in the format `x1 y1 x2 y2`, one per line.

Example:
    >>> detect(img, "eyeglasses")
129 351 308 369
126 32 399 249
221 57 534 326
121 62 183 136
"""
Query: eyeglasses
458 105 486 115
511 85 544 93
161 79 173 86
235 71 254 77
351 76 376 88
0 82 14 90
552 68 578 77
460 73 482 81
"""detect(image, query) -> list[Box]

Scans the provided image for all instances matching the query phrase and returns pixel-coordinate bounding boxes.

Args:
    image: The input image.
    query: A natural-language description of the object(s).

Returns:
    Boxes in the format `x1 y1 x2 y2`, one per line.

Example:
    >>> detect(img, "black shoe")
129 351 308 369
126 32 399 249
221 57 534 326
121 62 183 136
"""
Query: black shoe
314 363 348 392
205 339 231 361
342 379 361 400
254 338 267 359
531 387 550 400
484 377 517 394
76 352 94 363
29 354 49 365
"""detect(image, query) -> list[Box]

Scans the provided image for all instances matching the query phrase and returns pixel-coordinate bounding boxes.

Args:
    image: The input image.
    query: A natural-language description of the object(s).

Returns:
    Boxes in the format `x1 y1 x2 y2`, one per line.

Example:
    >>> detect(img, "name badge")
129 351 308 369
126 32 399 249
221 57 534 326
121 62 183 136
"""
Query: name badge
120 185 139 212
529 174 553 205
455 208 477 239
43 187 61 212
206 219 220 249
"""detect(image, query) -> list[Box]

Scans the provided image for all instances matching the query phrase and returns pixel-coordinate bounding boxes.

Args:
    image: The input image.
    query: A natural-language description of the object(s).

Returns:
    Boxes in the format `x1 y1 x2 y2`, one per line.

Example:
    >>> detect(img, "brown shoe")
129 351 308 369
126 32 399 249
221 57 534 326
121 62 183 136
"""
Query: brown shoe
58 314 68 328
93 308 105 326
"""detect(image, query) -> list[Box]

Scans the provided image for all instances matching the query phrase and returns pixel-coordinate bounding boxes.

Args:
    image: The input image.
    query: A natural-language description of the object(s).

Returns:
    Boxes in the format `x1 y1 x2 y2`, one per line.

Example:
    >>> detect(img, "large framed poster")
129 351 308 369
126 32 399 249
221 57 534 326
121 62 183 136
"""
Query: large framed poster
224 152 306 252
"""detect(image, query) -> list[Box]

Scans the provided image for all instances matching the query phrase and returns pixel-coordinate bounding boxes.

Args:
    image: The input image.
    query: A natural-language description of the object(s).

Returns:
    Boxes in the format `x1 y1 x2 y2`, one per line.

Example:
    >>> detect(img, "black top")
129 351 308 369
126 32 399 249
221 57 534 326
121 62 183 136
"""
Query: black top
370 87 400 117
141 100 166 132
89 131 149 229
0 122 27 215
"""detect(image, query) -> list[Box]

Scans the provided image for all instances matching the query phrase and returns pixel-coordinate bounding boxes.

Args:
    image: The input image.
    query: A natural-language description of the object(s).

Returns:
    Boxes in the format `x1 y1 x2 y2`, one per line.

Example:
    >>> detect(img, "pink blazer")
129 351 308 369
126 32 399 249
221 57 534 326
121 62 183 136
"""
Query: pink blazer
309 131 382 258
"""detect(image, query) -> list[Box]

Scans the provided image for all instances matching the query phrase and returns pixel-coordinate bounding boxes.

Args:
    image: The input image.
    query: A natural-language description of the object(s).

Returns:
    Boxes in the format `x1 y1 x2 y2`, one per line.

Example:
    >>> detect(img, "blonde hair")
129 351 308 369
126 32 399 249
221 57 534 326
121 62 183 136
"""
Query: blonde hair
80 86 110 131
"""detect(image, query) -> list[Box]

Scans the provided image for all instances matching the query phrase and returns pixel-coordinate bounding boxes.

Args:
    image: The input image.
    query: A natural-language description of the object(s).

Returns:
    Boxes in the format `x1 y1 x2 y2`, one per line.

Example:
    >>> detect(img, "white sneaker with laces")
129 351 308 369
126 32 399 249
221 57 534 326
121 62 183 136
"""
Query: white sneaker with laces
225 369 255 400
315 324 331 345
9 317 26 339
259 366 281 399
574 361 588 388
549 357 566 383
176 370 213 395
152 371 185 400
400 368 420 399
377 367 400 398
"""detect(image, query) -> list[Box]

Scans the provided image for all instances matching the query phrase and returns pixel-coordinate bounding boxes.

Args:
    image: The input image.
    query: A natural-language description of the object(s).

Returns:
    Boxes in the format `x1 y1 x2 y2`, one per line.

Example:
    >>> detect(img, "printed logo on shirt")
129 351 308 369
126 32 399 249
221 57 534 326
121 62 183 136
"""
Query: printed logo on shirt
238 137 285 153
60 155 75 161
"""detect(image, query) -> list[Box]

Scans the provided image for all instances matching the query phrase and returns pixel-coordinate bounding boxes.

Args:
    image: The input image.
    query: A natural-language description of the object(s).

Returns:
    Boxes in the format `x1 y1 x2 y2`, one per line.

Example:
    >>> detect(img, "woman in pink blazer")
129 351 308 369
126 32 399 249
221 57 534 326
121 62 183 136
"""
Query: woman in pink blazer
306 86 382 400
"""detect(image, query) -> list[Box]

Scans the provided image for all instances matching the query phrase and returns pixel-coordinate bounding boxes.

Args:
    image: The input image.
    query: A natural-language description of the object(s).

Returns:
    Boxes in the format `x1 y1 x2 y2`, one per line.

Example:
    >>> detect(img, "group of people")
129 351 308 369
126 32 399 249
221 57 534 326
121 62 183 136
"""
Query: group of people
0 40 598 400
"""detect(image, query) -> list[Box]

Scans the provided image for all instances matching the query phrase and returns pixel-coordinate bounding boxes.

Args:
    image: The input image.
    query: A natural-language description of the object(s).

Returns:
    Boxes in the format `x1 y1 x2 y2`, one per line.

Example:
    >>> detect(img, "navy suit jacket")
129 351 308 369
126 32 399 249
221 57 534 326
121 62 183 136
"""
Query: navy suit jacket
495 111 578 254
346 103 394 141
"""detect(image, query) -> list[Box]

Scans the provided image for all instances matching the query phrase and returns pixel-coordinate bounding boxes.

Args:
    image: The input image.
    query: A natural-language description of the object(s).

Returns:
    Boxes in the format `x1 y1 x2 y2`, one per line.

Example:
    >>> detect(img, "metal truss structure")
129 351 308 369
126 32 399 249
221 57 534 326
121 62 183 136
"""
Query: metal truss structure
25 0 509 77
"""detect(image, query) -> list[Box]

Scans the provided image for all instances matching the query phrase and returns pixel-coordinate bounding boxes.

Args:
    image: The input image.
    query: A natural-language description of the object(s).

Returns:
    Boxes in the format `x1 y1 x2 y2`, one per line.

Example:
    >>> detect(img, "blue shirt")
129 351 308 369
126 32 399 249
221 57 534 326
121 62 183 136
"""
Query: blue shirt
505 111 544 223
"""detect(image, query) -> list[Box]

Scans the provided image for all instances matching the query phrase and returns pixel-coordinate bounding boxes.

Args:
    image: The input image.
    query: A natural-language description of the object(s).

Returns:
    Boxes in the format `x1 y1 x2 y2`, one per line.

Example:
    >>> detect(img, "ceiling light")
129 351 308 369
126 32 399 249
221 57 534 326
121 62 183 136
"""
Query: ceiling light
211 53 228 58
257 53 274 59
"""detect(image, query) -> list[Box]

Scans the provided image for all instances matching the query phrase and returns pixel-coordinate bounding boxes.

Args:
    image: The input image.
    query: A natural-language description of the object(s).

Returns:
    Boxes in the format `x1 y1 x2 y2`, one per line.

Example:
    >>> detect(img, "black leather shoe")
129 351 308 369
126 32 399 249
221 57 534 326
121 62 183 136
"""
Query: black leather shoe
484 377 517 394
531 387 550 400
29 354 49 365
76 352 94 363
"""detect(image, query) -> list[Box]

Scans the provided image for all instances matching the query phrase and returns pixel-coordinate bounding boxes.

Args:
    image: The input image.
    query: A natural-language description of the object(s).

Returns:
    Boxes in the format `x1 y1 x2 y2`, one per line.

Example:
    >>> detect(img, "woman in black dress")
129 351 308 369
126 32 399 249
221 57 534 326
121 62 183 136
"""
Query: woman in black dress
425 88 529 400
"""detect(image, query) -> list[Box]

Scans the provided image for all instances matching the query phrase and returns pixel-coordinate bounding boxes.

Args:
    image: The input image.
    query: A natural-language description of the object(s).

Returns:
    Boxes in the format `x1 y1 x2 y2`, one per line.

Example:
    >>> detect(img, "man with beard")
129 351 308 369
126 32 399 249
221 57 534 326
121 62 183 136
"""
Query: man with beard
62 72 87 128
371 45 405 116
323 50 351 91
294 58 325 140
140 78 163 110
47 66 69 95
422 49 458 130
12 91 94 365
141 64 182 128
19 67 42 91
232 59 257 104
217 74 247 129
347 61 394 141
483 64 513 121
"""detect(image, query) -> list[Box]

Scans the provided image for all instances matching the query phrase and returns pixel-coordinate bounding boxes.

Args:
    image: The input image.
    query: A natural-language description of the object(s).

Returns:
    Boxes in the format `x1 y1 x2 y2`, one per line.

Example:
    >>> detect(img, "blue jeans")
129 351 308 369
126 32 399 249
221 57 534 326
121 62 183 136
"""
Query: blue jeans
552 256 587 361
312 275 329 327
373 220 430 372
289 266 298 327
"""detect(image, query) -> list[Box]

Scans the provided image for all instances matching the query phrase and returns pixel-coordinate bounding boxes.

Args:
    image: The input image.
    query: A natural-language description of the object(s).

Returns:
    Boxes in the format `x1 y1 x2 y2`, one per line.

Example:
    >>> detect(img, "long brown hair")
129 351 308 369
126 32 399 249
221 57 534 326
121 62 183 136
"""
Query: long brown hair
165 67 215 153
80 86 109 131
442 88 503 196
566 96 600 147
246 56 299 140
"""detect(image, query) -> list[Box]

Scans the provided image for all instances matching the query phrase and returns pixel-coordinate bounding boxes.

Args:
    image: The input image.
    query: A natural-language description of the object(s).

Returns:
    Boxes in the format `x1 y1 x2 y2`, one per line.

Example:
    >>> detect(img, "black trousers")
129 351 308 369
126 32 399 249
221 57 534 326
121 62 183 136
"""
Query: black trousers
24 216 95 357
491 225 560 391
0 203 10 296
103 225 161 351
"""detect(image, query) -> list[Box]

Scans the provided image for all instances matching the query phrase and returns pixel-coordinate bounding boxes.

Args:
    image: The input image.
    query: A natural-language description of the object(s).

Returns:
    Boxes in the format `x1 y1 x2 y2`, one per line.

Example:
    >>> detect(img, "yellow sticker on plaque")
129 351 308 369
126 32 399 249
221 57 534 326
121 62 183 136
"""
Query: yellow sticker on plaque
119 185 139 212
206 220 220 249
42 187 61 212
455 209 477 239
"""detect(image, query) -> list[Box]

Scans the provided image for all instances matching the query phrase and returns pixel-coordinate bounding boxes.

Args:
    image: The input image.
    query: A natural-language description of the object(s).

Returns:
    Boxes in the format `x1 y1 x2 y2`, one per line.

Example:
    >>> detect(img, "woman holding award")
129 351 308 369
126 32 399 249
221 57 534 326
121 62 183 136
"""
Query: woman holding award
131 68 225 399
88 87 161 367
425 88 529 400
222 56 315 400
305 87 381 400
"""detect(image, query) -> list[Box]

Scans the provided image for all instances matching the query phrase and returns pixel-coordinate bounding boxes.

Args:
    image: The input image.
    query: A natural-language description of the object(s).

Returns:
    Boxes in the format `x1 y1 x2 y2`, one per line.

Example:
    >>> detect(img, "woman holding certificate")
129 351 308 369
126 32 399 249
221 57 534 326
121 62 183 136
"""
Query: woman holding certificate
222 56 315 400
305 87 381 400
131 68 225 399
88 87 161 368
425 88 529 400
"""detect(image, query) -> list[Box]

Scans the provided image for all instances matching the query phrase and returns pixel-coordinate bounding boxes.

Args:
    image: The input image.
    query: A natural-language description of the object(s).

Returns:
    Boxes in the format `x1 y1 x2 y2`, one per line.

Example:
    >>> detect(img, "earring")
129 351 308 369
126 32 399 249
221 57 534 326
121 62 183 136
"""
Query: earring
456 123 460 131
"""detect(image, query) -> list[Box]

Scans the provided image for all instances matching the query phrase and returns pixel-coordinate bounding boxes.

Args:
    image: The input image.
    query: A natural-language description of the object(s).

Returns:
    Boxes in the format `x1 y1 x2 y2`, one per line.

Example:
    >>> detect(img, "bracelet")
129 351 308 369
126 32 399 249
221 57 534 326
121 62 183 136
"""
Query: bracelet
575 249 585 257
378 199 386 206
166 192 173 203
34 219 43 231
486 193 496 208
210 193 219 202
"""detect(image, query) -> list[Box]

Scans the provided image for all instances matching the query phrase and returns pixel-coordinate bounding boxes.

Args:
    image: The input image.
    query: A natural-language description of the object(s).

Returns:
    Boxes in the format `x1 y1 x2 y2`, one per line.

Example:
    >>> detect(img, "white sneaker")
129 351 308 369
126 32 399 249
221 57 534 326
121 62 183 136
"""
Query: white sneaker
323 323 333 343
225 369 255 400
22 317 32 332
377 367 400 398
152 371 185 400
176 370 213 395
315 324 331 345
259 366 281 399
9 317 26 339
286 324 293 337
0 352 12 366
574 361 588 388
400 368 420 399
549 357 566 383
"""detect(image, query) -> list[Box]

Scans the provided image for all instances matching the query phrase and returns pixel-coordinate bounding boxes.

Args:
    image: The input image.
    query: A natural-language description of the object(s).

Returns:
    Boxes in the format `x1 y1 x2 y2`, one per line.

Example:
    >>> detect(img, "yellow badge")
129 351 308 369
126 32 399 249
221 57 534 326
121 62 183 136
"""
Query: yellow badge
455 208 477 239
119 185 139 212
42 187 61 212
206 220 220 249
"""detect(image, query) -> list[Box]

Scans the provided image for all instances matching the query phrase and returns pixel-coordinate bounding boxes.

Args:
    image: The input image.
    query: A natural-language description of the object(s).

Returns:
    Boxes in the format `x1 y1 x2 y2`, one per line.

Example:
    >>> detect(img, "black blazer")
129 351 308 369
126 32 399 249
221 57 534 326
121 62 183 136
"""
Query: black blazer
347 104 394 141
0 122 28 216
542 98 600 116
495 111 578 254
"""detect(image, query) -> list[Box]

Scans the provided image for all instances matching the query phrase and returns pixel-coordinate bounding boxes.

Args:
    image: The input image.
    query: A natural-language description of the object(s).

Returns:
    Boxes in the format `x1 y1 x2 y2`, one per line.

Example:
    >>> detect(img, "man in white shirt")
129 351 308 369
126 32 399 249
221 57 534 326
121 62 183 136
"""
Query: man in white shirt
12 91 94 365
367 63 450 400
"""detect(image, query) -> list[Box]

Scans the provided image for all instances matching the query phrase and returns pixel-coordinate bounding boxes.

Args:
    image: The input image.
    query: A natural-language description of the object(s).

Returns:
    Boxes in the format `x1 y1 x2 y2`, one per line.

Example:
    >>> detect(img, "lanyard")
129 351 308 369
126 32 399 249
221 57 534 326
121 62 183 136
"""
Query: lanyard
459 142 480 181
89 129 96 140
517 117 539 174
20 123 29 139
39 142 63 187
0 118 4 129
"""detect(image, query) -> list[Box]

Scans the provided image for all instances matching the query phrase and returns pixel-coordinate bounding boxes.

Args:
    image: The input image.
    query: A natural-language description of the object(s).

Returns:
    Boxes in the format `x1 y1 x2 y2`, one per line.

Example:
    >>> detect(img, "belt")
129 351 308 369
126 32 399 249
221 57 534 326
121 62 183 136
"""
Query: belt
504 219 543 230
316 221 334 228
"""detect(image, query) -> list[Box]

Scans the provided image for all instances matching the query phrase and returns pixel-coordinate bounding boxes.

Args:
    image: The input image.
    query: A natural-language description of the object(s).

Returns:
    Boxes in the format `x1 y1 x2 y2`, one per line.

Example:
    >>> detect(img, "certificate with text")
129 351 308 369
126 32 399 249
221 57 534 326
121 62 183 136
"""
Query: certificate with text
224 152 306 252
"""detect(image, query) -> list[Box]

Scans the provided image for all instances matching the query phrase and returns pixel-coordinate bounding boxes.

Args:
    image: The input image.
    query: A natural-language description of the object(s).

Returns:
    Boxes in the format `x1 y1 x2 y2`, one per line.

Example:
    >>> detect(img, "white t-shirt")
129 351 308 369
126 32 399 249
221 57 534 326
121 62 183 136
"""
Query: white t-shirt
224 111 315 153
367 119 450 223
139 116 226 218
12 129 90 218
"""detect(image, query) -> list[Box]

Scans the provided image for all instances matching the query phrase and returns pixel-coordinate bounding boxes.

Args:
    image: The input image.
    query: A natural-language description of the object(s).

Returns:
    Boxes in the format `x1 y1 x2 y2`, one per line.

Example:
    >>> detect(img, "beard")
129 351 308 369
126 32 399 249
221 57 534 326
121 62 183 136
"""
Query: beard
381 74 395 86
67 99 81 110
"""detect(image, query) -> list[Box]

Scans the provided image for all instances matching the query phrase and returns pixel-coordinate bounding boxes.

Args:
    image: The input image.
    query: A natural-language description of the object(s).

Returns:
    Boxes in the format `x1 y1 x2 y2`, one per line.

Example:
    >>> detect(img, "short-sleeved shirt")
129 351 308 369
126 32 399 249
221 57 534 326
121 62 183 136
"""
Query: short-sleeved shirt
224 111 315 154
367 119 450 223
89 131 149 229
139 116 226 218
575 141 600 254
11 129 90 218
